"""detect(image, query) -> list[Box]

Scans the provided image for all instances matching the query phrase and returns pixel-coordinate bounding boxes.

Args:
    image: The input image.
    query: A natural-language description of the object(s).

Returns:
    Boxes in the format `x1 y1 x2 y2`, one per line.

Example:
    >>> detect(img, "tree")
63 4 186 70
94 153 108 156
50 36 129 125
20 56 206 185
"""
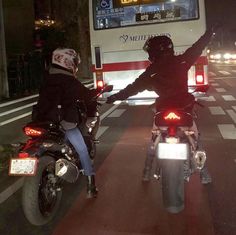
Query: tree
47 0 91 79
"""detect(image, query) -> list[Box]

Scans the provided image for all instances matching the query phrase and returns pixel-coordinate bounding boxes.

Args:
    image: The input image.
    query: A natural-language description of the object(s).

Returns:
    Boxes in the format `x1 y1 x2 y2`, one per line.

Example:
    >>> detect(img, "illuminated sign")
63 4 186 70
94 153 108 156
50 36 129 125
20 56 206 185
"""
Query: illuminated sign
113 0 162 8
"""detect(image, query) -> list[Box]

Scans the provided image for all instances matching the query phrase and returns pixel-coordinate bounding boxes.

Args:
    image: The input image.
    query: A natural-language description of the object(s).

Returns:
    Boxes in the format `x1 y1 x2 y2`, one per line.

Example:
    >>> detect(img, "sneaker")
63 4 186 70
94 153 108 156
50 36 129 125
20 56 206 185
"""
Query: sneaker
200 168 212 184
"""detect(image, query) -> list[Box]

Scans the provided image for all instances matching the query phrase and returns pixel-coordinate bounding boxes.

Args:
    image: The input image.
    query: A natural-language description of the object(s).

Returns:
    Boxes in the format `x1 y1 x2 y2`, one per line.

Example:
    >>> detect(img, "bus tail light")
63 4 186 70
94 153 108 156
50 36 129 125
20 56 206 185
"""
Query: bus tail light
195 64 204 85
97 80 104 89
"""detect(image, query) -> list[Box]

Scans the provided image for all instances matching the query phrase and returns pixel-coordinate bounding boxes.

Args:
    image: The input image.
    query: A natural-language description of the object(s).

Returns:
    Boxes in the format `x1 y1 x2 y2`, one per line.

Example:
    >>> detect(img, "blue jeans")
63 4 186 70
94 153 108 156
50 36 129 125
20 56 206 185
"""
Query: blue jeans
65 127 94 176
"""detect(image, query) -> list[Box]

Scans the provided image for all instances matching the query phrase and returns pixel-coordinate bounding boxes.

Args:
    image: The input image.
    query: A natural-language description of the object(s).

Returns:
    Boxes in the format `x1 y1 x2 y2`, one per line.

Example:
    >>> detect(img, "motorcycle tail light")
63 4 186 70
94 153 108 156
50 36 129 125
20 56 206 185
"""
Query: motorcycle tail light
18 152 29 158
24 126 45 137
164 111 181 121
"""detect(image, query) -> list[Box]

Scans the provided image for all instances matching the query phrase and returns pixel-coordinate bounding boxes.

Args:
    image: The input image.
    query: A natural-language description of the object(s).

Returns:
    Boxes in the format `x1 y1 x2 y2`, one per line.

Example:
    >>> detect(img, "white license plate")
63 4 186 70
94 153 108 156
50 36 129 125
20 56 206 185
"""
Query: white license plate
9 158 38 176
157 143 188 160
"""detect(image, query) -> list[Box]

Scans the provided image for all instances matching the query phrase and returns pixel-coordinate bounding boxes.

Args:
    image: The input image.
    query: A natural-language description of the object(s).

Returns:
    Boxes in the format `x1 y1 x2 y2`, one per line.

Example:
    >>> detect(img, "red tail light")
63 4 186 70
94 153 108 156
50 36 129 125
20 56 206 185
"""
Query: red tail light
24 127 45 137
195 64 204 85
18 152 29 158
97 80 104 89
196 74 204 84
164 111 181 121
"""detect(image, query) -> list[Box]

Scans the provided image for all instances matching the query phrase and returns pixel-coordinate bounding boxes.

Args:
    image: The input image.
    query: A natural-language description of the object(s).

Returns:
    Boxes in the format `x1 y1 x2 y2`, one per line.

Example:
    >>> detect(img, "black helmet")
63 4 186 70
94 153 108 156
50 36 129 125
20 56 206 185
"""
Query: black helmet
143 36 174 62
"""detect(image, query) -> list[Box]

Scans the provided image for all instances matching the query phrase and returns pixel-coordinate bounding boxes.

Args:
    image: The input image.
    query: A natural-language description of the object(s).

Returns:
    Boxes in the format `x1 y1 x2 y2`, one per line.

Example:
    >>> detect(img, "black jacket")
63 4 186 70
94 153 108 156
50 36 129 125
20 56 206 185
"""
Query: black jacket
112 30 214 104
35 68 95 123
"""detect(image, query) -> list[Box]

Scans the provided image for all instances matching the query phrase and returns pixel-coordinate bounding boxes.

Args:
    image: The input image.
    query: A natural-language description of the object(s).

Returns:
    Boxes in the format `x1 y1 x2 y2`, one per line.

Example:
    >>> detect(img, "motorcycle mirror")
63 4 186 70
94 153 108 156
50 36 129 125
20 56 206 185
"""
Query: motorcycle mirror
103 85 113 93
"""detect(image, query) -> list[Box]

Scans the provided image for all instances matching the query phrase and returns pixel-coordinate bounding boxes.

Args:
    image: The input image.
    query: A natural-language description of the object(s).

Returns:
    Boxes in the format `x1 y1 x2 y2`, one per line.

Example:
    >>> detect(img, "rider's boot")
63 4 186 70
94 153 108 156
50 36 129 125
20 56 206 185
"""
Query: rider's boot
86 175 98 198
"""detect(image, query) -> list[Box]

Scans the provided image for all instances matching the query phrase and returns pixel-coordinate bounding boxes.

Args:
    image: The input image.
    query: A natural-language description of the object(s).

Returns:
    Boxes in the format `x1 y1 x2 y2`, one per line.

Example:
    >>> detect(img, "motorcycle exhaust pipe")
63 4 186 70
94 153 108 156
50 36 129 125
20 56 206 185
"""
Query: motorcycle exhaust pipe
55 159 79 183
193 151 206 170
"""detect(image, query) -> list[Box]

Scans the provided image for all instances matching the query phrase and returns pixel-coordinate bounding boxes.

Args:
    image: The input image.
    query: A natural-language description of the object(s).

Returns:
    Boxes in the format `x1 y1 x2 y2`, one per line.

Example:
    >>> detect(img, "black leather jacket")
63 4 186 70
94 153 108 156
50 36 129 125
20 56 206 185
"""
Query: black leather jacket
35 67 96 124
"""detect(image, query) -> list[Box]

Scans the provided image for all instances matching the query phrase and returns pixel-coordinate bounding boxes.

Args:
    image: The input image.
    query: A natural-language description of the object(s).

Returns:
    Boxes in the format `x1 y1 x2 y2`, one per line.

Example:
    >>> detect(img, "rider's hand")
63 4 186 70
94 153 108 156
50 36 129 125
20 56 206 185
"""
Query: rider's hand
106 94 117 104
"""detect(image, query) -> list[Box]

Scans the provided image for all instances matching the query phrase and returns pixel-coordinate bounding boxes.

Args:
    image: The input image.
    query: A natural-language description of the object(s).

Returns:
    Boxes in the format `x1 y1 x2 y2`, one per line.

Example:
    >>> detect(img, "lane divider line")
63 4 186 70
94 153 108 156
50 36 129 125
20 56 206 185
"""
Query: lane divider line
0 112 32 126
0 94 39 108
0 178 24 204
0 102 37 117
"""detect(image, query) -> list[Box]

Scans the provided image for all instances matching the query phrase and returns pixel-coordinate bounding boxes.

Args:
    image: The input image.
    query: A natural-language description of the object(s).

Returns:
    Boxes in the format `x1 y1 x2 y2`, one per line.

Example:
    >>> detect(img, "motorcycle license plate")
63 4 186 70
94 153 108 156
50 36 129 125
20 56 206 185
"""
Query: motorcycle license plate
157 143 188 160
9 158 38 176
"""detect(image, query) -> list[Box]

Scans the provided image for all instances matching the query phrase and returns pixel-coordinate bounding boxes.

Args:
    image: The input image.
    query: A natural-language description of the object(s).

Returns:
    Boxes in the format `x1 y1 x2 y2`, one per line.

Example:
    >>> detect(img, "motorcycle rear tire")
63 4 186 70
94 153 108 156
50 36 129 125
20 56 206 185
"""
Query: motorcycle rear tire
161 159 185 213
22 156 62 226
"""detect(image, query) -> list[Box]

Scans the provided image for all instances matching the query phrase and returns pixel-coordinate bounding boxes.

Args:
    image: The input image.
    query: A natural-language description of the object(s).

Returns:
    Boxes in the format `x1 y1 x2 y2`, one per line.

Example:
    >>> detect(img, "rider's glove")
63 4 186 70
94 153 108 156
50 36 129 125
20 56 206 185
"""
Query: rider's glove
106 94 118 104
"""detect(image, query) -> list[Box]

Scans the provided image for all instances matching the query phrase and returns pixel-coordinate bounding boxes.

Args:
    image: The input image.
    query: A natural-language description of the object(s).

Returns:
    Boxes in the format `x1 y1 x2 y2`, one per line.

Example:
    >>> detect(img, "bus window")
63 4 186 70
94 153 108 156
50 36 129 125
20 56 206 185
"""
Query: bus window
93 0 199 30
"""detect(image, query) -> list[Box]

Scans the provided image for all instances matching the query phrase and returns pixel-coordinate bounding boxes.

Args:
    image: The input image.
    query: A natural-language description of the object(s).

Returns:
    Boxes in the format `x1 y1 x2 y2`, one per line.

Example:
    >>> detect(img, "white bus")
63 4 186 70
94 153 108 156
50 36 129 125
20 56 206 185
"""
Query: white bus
89 0 209 103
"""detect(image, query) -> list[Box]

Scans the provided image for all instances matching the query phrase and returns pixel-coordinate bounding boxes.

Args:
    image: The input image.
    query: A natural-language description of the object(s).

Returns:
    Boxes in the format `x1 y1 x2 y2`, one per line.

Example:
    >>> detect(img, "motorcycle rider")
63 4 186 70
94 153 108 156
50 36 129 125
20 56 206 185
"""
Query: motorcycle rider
107 26 220 184
35 48 98 198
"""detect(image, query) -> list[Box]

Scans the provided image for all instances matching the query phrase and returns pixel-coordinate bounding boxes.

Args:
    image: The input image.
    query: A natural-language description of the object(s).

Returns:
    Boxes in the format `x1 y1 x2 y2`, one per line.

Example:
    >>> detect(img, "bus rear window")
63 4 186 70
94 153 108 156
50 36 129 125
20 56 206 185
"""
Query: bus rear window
93 0 199 30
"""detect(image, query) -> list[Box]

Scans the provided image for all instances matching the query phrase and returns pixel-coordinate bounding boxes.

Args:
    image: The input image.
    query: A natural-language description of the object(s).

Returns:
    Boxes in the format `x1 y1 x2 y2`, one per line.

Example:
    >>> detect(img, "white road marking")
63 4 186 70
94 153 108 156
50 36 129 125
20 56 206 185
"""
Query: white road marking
0 112 32 126
215 88 226 93
219 71 231 75
209 106 225 115
96 126 109 139
222 95 236 101
100 105 119 121
209 72 216 77
0 178 24 204
0 102 37 117
218 124 236 139
231 70 236 73
0 94 38 108
232 106 236 112
198 96 216 101
226 110 236 124
108 109 126 118
211 83 219 86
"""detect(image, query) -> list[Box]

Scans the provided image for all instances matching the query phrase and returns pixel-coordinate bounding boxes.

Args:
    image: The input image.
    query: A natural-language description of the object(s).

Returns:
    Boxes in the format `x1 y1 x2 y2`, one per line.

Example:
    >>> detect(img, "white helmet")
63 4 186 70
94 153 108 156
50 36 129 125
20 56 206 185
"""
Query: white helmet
52 48 81 74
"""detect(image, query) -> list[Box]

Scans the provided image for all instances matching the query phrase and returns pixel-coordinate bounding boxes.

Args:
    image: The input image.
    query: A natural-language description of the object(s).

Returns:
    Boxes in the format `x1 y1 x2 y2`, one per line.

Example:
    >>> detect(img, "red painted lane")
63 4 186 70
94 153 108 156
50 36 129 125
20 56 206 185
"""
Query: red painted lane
53 107 214 235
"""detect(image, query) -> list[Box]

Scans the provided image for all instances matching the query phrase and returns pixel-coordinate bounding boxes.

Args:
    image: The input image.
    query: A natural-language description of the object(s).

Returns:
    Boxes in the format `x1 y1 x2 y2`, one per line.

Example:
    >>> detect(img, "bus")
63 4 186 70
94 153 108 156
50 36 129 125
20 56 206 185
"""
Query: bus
89 0 209 104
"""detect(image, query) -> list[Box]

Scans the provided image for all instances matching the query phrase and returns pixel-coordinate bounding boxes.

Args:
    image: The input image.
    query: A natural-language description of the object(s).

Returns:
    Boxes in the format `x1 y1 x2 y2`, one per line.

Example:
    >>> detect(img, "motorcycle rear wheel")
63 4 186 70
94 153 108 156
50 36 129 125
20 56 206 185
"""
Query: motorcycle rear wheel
161 159 185 213
22 156 62 226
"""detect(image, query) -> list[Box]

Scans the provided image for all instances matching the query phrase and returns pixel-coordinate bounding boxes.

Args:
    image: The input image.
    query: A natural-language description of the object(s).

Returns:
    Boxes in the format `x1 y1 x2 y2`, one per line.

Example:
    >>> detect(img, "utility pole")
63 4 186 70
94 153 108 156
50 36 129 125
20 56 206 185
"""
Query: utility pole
0 0 9 99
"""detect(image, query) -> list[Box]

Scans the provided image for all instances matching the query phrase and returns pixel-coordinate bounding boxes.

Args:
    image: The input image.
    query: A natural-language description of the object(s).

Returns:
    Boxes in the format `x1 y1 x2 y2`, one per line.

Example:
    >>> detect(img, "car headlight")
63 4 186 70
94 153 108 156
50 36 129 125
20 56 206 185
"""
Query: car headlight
223 53 231 59
214 54 221 59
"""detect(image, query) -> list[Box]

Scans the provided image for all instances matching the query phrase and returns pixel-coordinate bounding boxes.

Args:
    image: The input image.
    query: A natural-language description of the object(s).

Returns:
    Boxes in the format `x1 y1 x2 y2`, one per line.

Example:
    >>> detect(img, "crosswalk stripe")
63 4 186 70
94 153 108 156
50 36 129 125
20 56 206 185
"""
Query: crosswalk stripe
209 72 216 76
219 71 231 75
226 110 236 124
222 95 236 101
218 124 236 139
215 88 226 92
198 96 216 101
209 106 225 115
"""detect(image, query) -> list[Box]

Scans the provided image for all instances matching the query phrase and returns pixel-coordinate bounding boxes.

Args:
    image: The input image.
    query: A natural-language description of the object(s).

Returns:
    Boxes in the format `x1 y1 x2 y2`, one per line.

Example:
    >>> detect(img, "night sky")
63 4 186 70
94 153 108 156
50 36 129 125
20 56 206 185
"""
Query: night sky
205 0 236 30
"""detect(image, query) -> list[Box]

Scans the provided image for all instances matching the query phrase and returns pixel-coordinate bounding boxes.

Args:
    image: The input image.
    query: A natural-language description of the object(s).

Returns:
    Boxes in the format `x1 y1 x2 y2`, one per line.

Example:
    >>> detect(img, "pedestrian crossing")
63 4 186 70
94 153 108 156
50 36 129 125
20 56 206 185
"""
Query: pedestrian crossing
200 75 236 139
